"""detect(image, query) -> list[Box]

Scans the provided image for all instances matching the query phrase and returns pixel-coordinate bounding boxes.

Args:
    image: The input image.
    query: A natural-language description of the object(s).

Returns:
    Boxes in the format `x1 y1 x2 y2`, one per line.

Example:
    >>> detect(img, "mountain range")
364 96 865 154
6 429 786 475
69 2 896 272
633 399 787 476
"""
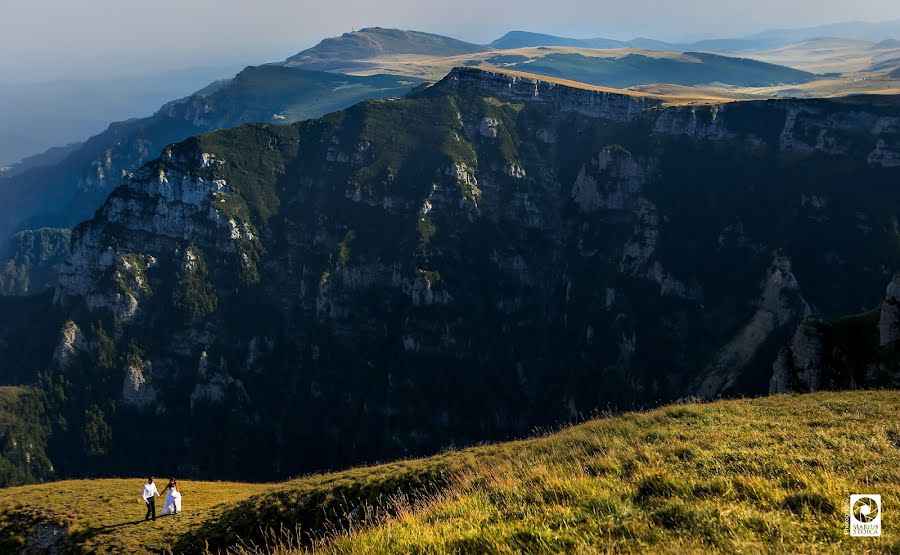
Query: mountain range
0 67 896 488
491 19 900 53
0 27 838 298
490 31 774 53
5 18 900 170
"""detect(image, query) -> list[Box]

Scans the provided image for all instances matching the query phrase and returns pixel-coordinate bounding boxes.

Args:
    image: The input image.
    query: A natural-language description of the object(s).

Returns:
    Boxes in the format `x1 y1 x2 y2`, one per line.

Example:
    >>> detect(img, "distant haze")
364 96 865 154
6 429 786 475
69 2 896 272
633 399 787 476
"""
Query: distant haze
3 0 900 83
0 66 241 166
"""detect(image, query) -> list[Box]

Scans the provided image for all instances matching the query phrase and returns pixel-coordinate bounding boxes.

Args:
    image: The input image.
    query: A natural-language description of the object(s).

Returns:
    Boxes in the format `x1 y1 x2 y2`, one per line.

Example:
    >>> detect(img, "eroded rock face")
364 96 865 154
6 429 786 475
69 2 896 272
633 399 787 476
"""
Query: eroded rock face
868 139 900 168
620 199 659 275
879 274 900 347
122 360 158 409
190 351 248 411
571 148 655 213
770 273 900 394
52 320 86 370
699 254 811 397
770 318 827 394
54 151 255 322
479 117 499 138
442 67 654 121
652 104 732 140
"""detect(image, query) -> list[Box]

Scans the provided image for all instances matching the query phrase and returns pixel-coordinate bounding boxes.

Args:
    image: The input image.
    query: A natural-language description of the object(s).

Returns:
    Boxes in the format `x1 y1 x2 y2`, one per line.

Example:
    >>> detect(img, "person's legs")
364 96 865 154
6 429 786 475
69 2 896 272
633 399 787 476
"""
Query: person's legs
145 498 151 520
145 496 156 521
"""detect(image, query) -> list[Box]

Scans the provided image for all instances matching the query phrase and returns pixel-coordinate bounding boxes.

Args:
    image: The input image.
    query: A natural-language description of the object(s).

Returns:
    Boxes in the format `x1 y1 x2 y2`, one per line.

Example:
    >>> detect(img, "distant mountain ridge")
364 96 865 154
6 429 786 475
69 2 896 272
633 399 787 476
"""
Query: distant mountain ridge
751 18 900 43
490 31 623 50
491 21 900 54
285 27 487 71
490 30 781 53
481 51 815 88
0 66 243 167
281 27 820 87
0 143 82 178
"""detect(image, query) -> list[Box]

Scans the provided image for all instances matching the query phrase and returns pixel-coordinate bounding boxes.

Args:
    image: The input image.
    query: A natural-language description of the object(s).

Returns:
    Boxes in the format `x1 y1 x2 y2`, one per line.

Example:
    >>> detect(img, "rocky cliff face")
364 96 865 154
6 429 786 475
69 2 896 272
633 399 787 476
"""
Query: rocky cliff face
0 67 420 288
770 273 900 394
15 67 900 482
879 274 900 347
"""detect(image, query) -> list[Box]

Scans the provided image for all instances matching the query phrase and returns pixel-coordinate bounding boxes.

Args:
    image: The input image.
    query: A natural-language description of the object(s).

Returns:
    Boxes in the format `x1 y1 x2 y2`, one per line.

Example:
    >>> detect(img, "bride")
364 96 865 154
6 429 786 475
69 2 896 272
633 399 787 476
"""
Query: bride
161 478 182 515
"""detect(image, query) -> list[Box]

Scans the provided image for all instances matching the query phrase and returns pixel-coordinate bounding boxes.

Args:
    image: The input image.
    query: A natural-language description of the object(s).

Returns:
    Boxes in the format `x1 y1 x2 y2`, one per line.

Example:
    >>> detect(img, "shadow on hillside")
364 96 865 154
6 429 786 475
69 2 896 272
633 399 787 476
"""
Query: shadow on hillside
73 514 180 542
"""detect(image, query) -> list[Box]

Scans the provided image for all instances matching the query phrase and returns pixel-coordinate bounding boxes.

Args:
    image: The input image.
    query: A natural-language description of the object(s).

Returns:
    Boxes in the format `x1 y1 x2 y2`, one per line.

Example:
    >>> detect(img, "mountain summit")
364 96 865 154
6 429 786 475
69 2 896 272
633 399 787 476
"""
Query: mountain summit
285 27 487 71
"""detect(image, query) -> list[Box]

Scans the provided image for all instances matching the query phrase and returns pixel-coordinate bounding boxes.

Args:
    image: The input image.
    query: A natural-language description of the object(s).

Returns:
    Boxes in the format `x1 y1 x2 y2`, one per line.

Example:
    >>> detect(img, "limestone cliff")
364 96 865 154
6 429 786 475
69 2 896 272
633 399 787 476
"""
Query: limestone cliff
879 274 900 347
770 273 900 394
0 66 421 276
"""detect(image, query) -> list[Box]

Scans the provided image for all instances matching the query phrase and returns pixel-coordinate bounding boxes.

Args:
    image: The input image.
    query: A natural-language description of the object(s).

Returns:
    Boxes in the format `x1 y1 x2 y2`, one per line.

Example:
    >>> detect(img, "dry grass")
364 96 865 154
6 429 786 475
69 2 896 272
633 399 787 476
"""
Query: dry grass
277 391 900 554
0 391 897 554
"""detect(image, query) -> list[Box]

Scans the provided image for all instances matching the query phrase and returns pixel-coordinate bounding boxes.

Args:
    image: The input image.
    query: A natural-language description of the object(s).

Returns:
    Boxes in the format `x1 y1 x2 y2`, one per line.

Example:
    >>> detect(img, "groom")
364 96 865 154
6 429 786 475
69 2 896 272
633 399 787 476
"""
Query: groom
142 476 160 521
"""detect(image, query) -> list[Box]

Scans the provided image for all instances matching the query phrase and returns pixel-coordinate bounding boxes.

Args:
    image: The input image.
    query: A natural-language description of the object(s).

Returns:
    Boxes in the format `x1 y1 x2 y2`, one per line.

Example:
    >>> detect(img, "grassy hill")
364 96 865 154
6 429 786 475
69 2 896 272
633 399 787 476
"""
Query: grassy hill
285 27 487 72
281 27 820 91
486 51 816 88
0 390 897 553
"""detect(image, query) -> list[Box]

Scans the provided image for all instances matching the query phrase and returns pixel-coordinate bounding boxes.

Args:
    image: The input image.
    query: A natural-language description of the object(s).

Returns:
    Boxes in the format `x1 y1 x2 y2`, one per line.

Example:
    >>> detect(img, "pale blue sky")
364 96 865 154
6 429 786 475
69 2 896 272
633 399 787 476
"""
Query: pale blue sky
2 0 900 83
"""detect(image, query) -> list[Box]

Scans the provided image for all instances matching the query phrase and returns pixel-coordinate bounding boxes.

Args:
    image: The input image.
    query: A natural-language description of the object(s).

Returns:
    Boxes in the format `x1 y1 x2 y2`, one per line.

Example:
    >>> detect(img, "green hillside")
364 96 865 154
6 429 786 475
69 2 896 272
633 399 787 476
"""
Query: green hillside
285 27 487 71
0 391 896 553
494 51 816 88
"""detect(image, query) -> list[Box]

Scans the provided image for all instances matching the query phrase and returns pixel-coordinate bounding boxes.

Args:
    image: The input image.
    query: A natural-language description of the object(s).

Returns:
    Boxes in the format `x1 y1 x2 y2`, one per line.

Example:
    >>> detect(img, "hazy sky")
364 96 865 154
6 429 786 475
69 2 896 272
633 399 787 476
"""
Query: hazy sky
3 0 900 83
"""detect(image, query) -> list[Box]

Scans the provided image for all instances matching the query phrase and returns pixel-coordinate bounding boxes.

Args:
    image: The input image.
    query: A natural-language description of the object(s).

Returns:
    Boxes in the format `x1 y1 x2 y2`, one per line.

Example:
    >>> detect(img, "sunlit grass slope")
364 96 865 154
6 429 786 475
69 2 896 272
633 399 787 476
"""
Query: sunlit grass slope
0 391 897 554
0 479 271 553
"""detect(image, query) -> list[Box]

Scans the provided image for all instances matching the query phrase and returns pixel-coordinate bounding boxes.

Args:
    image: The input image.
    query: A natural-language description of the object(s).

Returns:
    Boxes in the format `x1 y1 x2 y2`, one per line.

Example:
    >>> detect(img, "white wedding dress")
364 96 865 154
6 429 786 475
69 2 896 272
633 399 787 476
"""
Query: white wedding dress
162 485 182 515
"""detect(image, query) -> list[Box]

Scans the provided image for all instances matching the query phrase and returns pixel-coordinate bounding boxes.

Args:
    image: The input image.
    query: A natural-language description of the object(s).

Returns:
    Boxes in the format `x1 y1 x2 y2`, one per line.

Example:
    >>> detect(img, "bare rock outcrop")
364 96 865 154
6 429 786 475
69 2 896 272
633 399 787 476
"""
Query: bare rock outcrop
122 359 159 409
52 320 86 370
770 273 900 394
769 318 827 393
879 274 900 347
699 254 810 397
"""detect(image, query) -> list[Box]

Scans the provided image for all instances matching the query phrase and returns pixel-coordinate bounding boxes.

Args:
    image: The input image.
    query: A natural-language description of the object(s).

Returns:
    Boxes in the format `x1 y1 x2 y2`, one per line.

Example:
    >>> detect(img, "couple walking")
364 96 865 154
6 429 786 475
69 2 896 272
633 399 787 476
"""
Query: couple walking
141 476 182 521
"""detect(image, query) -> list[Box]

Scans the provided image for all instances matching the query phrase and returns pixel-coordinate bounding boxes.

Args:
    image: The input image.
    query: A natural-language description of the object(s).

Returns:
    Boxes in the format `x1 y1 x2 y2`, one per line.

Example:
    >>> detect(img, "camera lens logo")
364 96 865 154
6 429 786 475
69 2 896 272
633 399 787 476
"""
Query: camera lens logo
849 494 881 537
853 497 879 522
